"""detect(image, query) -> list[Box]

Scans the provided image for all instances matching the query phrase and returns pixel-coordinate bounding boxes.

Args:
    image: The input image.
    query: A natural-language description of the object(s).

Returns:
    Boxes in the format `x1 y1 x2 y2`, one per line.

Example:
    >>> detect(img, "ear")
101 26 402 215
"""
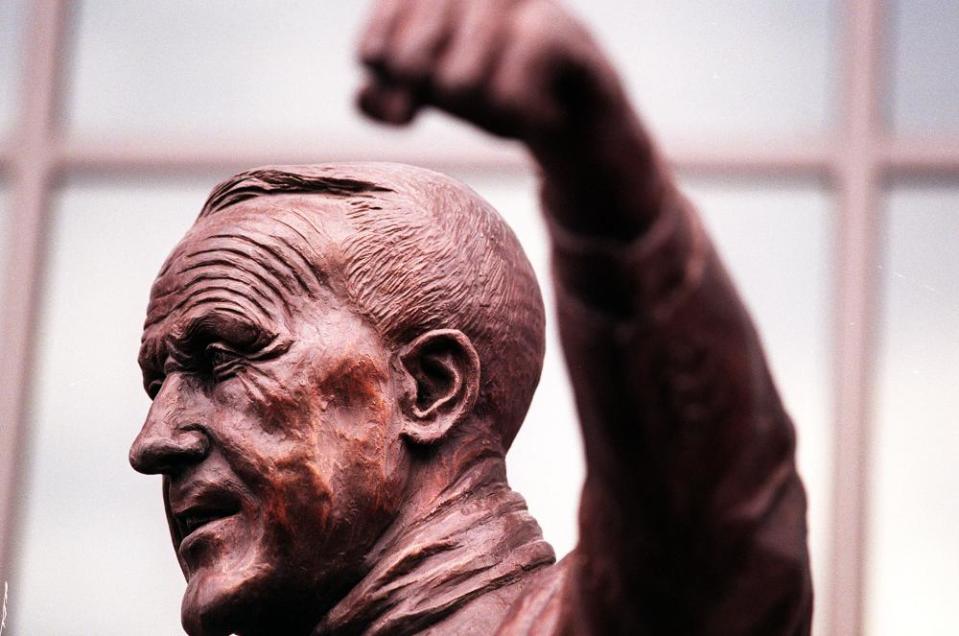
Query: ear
395 329 481 445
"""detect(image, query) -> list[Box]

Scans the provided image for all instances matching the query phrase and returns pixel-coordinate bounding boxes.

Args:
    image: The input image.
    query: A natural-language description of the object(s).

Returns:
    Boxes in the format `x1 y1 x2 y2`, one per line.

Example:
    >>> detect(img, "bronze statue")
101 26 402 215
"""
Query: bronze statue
130 1 812 634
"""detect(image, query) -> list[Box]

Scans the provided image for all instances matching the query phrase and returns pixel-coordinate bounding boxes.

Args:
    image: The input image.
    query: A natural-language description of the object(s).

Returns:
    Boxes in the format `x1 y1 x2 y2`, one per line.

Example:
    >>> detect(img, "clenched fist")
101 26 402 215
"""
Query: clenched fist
357 0 629 146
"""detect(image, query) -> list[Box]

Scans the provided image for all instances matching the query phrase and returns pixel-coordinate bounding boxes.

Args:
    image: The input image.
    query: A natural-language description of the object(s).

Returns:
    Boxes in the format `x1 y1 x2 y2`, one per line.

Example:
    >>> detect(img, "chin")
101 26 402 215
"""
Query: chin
181 558 324 636
175 515 279 635
181 565 267 636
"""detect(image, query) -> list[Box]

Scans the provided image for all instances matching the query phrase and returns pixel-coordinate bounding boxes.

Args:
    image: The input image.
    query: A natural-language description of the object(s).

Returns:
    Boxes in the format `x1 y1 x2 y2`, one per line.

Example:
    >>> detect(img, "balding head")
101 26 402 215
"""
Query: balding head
190 162 546 449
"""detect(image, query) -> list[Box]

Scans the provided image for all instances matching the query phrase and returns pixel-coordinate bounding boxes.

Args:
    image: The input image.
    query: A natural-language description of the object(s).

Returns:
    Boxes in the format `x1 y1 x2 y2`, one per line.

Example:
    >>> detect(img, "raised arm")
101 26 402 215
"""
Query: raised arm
357 2 812 633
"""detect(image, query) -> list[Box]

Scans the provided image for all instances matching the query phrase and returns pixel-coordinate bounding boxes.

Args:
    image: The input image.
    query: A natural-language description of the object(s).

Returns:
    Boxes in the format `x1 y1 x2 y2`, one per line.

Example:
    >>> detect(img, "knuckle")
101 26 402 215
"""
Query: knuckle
390 48 432 84
435 65 481 103
437 48 489 96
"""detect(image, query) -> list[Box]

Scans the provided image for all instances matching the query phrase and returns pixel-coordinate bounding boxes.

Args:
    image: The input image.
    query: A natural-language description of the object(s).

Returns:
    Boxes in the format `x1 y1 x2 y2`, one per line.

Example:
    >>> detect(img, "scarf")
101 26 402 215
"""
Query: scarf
314 459 556 635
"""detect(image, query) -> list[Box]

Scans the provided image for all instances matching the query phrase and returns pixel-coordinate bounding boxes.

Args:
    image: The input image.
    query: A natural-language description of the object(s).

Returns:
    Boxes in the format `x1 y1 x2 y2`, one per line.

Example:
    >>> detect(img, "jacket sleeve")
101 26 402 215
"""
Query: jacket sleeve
547 189 813 635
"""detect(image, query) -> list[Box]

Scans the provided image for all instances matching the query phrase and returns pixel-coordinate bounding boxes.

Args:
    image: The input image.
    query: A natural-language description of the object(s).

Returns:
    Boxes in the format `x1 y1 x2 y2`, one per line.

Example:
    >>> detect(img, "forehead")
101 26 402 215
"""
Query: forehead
144 195 354 337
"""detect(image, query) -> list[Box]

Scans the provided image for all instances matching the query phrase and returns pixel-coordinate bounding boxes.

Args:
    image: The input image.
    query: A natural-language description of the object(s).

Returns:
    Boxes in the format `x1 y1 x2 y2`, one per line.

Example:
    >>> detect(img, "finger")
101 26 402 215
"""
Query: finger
388 0 457 84
358 0 406 69
488 17 566 138
434 0 512 100
357 78 421 125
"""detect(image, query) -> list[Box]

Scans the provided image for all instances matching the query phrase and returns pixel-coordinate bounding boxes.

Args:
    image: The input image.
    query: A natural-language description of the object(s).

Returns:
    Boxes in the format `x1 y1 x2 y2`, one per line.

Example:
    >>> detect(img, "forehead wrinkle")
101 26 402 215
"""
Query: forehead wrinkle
269 215 329 290
285 207 329 241
146 240 298 336
267 229 326 295
178 285 276 325
154 254 292 316
207 196 349 297
181 246 295 305
205 232 314 297
146 285 274 331
150 270 280 318
192 233 297 296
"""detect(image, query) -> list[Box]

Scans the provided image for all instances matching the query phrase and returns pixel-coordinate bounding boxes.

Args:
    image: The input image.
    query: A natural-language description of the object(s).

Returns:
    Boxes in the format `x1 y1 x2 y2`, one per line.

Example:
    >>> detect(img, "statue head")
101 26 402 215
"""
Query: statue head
128 163 545 635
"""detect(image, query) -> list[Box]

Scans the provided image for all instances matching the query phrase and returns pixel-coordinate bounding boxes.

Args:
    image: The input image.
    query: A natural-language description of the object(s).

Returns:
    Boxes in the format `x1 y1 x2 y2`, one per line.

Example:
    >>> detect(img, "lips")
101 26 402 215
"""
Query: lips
176 505 237 540
168 486 243 549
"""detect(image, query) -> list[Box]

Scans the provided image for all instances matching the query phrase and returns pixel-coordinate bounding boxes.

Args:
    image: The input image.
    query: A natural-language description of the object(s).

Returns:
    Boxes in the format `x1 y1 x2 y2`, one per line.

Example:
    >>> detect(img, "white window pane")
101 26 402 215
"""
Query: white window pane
0 0 28 134
865 185 959 636
66 0 348 136
570 0 836 140
683 178 834 636
888 2 959 133
66 1 833 146
10 179 214 635
65 1 505 156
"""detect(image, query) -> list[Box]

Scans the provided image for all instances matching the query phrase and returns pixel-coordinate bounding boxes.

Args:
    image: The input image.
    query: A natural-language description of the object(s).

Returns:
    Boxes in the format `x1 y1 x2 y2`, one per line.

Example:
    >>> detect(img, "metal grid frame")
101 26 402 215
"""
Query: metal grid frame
1 1 957 634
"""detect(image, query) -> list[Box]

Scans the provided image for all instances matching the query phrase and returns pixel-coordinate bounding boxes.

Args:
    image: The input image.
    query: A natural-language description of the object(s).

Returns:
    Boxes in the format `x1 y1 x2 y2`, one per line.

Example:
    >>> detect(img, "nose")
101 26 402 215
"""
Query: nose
129 374 211 475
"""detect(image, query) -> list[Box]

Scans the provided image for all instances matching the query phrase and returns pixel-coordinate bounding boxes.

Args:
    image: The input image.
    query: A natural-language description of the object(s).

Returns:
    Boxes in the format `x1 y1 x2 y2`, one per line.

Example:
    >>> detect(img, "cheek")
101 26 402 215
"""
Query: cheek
315 367 408 520
213 353 407 534
215 359 402 506
317 387 394 482
219 360 315 432
251 390 404 564
210 368 336 509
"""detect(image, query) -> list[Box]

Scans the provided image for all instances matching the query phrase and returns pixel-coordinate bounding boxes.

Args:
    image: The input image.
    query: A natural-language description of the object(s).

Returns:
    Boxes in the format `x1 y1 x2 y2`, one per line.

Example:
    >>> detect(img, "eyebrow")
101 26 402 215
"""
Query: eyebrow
160 286 273 329
140 307 278 373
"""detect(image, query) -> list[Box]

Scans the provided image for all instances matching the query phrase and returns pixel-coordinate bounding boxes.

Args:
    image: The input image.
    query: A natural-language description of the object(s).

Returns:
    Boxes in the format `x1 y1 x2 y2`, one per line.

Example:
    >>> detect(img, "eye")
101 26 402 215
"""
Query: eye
205 343 242 379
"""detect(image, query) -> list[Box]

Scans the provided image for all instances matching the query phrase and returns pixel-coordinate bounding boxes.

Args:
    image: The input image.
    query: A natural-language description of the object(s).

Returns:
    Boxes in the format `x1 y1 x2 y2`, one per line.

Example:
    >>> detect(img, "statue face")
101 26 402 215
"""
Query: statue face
130 203 408 635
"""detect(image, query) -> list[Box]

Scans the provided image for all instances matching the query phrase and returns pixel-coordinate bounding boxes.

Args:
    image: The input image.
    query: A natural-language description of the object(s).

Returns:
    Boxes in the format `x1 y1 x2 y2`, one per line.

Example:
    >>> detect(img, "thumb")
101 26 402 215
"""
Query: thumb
357 77 421 125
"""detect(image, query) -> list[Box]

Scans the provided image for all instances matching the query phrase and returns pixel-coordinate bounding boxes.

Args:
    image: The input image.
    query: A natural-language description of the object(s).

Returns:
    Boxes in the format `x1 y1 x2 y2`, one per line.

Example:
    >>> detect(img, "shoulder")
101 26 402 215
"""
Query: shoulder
495 553 577 636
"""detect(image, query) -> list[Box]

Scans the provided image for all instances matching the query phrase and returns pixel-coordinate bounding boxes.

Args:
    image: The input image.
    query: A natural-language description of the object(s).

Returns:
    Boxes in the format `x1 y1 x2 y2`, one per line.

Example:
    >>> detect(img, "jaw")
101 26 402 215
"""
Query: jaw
175 512 275 636
176 512 338 636
181 562 324 636
180 550 280 636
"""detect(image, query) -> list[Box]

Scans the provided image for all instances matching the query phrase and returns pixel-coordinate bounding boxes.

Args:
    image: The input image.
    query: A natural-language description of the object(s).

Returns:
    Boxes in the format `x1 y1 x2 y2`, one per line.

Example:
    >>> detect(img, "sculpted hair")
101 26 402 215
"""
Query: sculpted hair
198 163 546 449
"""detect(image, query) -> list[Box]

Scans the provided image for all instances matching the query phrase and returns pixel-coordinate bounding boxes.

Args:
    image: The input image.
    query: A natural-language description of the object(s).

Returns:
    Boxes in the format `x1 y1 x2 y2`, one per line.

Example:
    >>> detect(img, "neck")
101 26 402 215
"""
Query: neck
315 447 555 635
393 431 509 528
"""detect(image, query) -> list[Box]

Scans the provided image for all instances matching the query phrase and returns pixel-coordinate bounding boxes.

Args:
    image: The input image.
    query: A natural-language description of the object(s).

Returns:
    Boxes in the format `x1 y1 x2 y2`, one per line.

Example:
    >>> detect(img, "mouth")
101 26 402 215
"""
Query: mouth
178 507 236 538
171 496 242 550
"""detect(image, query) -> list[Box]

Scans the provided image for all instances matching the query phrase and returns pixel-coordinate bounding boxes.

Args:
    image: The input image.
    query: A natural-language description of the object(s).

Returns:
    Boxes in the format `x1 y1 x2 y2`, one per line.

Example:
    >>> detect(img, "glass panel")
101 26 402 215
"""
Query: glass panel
0 0 28 134
865 184 959 636
10 179 214 635
65 0 502 155
682 177 834 636
888 2 959 133
570 0 835 140
66 1 833 145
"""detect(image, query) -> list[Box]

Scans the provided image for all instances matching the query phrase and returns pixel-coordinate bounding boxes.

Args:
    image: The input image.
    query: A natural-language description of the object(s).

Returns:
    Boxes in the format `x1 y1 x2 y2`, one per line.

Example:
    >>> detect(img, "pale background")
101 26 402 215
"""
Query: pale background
0 1 956 635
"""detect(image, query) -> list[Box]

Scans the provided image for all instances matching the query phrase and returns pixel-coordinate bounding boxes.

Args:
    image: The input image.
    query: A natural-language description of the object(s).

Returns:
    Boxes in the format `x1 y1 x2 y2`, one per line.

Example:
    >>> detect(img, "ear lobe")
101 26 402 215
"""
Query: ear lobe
396 329 481 445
